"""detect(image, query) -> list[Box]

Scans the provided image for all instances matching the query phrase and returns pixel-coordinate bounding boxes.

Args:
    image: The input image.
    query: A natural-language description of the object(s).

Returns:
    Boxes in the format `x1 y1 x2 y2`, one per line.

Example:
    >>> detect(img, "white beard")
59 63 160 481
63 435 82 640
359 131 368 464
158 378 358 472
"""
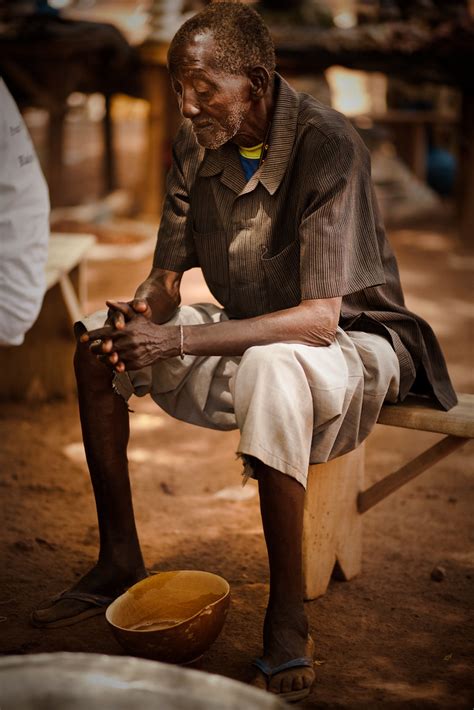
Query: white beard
191 101 247 149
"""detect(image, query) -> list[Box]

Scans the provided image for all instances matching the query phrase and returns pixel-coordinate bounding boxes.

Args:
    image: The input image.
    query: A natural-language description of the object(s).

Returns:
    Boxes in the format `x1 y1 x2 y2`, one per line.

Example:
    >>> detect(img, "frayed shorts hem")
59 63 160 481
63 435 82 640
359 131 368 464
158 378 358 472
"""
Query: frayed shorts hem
237 445 308 489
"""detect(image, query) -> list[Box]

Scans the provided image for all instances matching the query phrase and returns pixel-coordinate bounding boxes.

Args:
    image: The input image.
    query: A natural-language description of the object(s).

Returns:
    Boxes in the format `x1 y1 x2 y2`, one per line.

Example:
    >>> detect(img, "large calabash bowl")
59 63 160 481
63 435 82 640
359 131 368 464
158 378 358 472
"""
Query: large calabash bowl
106 571 230 665
0 653 287 709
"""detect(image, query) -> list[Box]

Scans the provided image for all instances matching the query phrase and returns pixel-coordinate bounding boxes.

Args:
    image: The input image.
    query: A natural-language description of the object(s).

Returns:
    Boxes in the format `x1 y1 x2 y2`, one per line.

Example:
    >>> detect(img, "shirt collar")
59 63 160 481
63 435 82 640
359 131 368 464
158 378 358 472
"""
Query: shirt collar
198 74 300 196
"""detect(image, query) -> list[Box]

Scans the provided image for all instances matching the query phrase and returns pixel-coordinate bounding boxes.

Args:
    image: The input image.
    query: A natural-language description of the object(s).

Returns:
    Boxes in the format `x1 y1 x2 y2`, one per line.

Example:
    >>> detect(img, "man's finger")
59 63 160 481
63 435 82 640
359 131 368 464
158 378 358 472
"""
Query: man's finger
95 352 119 366
80 325 112 343
106 301 135 322
110 311 125 330
84 326 120 342
131 299 149 313
90 338 113 355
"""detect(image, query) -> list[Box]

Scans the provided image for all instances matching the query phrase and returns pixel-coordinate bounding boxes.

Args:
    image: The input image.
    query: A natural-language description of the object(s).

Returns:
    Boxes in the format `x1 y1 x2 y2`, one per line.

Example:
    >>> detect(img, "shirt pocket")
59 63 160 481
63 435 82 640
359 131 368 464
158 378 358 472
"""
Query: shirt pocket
261 240 301 309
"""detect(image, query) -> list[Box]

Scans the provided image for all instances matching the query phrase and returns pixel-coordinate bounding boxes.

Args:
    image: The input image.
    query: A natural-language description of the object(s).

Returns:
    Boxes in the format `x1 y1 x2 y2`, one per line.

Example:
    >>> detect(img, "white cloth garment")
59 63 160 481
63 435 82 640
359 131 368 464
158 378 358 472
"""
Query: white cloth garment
0 78 50 346
80 303 400 488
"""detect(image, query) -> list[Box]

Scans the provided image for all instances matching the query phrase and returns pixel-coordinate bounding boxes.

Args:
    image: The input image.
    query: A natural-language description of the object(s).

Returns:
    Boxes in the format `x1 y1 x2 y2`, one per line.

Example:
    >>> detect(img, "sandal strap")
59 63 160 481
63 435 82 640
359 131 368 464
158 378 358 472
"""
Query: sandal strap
253 656 314 679
56 590 114 607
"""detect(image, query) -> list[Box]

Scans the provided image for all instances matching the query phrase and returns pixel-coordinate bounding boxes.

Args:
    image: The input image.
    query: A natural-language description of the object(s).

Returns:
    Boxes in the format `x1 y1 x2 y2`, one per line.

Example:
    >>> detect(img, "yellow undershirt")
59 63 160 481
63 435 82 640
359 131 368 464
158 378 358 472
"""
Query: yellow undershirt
238 143 263 160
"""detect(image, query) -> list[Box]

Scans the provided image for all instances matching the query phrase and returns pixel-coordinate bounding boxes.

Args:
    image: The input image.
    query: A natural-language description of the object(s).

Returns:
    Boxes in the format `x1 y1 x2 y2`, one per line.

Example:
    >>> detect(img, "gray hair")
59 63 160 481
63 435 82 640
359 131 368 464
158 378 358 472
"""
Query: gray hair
169 1 276 79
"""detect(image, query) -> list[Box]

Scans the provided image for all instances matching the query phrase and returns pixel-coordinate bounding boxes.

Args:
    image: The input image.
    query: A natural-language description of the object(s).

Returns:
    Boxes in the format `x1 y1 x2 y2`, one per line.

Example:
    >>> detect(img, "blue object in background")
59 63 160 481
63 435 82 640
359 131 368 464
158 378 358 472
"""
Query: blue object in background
426 146 456 196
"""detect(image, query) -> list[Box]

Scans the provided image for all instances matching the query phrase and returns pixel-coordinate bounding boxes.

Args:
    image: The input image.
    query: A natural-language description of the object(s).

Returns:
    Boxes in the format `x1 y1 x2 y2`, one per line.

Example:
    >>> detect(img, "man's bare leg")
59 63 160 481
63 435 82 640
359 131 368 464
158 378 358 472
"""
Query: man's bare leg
252 462 315 696
32 340 147 624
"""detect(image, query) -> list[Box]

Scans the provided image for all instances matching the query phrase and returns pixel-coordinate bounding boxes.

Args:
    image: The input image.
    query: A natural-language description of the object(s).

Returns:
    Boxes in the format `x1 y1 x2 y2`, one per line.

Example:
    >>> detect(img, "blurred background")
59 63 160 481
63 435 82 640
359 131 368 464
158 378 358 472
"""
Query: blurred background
1 6 473 706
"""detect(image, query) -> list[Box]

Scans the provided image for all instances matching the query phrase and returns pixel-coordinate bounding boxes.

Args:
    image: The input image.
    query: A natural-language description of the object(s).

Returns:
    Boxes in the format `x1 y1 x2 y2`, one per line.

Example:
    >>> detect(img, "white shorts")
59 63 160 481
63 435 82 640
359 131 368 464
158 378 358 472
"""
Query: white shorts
81 303 400 488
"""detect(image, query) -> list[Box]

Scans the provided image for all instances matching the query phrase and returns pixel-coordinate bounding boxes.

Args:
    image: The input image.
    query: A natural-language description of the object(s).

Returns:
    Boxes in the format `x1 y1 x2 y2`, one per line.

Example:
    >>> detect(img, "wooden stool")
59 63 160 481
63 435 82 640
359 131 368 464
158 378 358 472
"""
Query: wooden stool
302 394 474 600
0 232 95 401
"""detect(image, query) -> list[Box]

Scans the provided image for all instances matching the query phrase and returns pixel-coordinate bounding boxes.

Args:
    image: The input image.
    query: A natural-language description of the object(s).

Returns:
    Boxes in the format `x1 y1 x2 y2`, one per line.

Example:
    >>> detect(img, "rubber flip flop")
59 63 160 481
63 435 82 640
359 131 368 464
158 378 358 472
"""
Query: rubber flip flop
30 590 114 629
252 636 316 703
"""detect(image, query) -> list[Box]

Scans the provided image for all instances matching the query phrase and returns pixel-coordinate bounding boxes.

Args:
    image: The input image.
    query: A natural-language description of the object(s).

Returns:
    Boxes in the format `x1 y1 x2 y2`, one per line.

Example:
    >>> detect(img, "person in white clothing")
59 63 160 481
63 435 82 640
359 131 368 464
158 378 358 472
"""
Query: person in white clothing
0 77 50 346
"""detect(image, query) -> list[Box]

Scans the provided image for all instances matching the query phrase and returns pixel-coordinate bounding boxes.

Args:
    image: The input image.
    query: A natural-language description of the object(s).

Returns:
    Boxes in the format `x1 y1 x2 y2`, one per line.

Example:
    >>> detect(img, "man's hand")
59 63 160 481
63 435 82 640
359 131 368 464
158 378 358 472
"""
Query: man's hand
81 305 180 372
82 299 153 372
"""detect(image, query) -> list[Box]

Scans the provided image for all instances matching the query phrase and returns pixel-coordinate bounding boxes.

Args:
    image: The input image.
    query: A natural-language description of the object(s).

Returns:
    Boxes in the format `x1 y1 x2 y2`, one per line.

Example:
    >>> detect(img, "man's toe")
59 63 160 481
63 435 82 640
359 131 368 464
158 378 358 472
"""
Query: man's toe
31 599 91 626
279 672 294 694
292 675 304 692
268 670 290 694
268 667 315 696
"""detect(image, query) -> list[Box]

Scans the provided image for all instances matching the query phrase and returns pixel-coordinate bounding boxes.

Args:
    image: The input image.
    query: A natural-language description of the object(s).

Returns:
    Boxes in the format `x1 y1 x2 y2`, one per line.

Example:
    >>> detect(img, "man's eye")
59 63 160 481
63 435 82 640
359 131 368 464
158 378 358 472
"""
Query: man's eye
194 84 211 98
173 84 182 95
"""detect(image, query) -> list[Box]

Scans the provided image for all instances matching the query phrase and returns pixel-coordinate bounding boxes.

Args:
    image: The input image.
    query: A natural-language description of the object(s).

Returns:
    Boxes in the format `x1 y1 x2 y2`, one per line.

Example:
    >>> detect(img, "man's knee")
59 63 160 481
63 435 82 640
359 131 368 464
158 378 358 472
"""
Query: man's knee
233 343 310 413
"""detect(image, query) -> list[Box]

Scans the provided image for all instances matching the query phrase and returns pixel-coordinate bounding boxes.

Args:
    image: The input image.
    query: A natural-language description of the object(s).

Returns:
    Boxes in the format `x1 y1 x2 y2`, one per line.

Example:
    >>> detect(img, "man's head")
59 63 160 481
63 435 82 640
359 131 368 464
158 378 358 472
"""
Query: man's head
168 2 276 149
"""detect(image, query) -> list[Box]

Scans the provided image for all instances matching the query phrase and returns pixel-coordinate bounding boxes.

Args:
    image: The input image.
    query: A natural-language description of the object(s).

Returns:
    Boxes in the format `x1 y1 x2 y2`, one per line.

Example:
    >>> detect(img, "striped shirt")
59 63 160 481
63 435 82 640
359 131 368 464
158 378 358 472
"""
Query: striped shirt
153 74 456 411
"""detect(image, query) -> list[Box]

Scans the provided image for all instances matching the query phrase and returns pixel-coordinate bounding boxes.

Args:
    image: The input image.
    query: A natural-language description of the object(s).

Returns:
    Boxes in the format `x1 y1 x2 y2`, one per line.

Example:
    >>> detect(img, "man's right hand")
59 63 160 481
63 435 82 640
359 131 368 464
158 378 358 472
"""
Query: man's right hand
106 298 153 329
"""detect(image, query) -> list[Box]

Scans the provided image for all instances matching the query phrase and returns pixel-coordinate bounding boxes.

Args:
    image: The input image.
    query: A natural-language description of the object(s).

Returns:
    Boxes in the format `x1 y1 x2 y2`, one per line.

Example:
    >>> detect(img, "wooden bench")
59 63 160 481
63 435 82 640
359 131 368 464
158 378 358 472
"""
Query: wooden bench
0 233 95 401
302 394 474 600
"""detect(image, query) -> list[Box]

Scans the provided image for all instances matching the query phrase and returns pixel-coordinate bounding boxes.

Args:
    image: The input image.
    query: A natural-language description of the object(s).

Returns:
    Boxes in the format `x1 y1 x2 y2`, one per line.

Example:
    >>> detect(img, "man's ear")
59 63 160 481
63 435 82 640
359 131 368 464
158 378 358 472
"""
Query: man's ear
248 66 270 100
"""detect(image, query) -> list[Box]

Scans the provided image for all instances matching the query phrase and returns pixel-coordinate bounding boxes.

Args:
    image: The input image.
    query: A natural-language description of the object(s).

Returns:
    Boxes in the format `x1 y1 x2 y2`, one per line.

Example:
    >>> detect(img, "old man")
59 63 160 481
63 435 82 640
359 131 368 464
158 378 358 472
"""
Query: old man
32 2 456 702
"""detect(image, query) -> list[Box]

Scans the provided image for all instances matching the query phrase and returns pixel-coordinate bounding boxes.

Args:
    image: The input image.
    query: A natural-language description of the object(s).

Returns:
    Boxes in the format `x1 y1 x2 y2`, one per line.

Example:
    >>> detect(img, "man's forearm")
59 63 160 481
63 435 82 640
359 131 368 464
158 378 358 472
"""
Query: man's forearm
182 298 340 357
134 267 183 324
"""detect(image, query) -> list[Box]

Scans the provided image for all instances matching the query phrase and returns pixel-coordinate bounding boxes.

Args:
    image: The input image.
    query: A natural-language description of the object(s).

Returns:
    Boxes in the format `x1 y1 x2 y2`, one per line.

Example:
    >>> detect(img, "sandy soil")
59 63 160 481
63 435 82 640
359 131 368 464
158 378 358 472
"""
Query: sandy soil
0 225 473 709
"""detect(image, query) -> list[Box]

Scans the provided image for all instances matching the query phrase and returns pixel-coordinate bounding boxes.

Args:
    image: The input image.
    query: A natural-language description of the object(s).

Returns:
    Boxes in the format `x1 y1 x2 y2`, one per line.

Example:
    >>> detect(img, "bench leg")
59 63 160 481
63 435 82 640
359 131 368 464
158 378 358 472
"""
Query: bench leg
302 445 364 601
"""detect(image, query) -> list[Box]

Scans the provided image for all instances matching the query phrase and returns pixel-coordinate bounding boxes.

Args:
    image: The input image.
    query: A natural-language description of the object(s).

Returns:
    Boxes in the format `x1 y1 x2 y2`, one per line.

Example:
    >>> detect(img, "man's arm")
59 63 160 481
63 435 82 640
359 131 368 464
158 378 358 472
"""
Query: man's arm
85 296 341 371
133 267 183 324
183 296 340 356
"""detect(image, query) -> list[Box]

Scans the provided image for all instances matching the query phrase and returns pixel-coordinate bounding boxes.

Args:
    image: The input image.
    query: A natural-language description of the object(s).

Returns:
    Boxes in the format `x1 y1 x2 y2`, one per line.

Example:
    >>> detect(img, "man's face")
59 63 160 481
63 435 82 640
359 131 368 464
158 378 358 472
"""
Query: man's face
169 32 252 149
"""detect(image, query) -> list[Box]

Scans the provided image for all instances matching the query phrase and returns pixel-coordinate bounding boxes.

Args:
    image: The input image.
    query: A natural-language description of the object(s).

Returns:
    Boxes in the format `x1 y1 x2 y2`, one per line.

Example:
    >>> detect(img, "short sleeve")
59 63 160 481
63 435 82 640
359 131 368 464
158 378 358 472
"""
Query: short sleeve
153 128 199 272
0 79 50 346
299 132 386 300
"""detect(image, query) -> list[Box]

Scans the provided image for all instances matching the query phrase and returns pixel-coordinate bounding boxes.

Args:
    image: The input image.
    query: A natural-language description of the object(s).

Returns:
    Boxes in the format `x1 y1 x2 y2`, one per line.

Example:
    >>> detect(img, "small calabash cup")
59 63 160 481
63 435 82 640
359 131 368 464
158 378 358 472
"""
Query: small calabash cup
106 570 230 665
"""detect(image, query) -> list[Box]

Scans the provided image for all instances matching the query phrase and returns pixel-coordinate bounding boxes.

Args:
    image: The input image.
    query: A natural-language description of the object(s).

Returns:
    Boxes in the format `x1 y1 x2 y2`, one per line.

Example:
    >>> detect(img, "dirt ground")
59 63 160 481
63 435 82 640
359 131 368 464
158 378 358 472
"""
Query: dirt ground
0 223 473 709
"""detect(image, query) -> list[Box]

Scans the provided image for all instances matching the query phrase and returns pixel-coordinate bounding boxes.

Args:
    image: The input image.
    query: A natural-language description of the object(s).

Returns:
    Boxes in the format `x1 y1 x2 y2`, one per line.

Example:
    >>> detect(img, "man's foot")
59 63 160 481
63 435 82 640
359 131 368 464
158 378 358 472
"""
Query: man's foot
251 607 315 702
30 562 148 628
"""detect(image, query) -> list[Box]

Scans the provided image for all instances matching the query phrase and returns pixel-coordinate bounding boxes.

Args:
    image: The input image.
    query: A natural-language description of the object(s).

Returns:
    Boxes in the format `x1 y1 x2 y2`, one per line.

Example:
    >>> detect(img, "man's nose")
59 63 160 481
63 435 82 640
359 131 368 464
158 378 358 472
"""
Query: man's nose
181 89 200 119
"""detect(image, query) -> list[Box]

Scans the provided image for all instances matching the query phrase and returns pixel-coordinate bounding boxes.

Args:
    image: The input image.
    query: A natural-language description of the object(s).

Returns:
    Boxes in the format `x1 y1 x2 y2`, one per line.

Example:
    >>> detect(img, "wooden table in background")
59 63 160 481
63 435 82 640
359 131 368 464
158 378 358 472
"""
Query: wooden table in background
0 19 138 206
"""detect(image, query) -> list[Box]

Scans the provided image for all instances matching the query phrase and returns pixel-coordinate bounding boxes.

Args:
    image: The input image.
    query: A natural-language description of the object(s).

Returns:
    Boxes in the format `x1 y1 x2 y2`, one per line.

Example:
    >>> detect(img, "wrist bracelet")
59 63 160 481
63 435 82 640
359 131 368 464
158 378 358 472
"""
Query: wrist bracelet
179 324 185 360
